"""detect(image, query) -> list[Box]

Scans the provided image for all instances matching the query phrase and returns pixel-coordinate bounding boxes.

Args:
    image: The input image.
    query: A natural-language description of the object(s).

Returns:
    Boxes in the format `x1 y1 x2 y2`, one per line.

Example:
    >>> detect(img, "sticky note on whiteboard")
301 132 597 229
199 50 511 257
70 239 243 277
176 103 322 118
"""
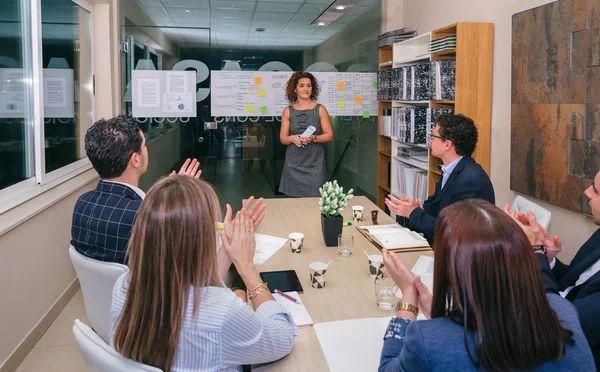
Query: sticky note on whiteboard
337 100 345 108
363 111 370 118
337 82 345 89
246 104 255 112
254 77 263 85
260 106 268 114
373 81 377 89
354 96 362 104
258 88 267 97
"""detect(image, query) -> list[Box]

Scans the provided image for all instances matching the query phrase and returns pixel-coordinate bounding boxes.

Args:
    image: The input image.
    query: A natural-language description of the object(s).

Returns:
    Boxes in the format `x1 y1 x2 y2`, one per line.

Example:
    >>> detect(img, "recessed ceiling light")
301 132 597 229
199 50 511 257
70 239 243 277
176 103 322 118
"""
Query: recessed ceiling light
318 22 325 26
185 9 191 13
230 4 236 8
336 5 345 10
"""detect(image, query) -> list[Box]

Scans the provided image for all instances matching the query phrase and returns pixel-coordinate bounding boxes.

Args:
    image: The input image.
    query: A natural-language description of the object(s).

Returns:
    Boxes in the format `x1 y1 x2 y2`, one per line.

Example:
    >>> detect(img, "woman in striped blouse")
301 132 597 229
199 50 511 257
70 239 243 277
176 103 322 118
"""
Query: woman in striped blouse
109 176 297 371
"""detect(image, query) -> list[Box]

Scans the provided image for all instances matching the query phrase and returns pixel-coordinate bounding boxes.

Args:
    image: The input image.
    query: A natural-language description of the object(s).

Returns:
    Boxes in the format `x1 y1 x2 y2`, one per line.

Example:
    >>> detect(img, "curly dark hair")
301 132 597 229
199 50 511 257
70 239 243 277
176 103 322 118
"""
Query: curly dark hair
436 114 478 157
285 71 320 103
85 115 142 179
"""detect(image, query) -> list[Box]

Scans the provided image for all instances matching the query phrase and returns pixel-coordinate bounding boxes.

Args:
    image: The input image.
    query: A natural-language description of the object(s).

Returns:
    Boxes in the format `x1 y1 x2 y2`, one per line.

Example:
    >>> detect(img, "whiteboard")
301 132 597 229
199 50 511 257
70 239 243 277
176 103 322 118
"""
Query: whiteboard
210 71 377 117
132 70 197 118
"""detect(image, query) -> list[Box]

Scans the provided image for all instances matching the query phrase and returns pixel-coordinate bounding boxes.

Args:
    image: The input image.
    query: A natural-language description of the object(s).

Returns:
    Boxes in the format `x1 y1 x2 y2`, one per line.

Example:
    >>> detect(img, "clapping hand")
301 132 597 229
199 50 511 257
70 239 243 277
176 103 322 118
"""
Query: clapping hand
171 158 202 178
219 212 256 274
382 248 417 298
503 204 561 260
385 194 417 218
223 197 266 238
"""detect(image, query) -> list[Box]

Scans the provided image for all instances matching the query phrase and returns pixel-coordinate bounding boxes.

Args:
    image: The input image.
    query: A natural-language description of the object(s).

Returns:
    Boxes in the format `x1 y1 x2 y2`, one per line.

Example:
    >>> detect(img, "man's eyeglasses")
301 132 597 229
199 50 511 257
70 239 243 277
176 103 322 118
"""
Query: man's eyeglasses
429 133 446 141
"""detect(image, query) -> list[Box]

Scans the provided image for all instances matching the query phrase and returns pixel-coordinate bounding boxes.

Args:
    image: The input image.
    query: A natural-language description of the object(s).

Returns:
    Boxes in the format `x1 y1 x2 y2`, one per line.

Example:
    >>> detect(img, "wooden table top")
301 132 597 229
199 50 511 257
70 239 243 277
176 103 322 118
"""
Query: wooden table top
250 196 433 371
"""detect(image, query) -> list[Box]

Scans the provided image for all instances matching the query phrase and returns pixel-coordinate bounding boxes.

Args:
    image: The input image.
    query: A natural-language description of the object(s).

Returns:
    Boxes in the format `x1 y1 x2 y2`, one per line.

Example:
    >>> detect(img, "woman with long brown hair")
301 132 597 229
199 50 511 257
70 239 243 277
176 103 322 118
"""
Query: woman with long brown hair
279 71 334 197
378 199 594 371
109 176 296 371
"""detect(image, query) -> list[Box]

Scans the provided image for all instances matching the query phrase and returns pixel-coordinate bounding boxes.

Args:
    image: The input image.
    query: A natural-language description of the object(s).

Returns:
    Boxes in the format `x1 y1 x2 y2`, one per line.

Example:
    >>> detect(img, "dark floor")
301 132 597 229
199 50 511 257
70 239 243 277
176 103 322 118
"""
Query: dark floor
172 142 283 213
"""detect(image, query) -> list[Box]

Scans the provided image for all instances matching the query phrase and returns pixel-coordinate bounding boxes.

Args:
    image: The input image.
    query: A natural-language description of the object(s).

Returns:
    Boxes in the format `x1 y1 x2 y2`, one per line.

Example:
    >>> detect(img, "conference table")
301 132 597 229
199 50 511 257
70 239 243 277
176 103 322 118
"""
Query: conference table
250 196 433 372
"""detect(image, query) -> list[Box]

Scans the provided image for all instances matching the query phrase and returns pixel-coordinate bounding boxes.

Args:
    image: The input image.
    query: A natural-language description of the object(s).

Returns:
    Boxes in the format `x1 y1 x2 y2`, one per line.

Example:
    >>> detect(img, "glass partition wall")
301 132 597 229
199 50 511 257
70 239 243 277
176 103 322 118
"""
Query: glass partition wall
119 3 381 208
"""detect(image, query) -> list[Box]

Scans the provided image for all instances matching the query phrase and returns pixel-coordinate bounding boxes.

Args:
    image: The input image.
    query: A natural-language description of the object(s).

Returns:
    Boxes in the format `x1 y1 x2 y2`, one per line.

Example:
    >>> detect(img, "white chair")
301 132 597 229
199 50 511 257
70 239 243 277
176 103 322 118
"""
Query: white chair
510 195 552 230
69 246 128 343
73 319 162 372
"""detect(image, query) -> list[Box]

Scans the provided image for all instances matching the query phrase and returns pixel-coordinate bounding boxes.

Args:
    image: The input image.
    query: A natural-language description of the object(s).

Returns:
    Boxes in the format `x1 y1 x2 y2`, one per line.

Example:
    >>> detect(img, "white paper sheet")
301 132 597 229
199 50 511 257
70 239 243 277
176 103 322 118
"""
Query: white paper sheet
138 78 160 107
273 291 313 327
253 233 288 265
315 316 426 372
411 255 434 293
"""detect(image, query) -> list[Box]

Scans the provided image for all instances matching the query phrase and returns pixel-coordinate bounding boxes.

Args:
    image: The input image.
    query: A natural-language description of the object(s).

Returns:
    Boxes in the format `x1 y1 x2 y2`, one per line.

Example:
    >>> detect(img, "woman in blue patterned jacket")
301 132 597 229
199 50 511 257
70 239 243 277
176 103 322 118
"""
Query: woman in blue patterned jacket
378 199 594 372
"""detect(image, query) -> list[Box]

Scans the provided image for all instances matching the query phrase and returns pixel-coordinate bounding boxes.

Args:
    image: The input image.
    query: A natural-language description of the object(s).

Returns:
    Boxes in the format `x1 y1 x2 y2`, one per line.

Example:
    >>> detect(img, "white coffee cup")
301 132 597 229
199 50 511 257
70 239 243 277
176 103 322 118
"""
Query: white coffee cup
309 261 328 288
352 205 365 222
368 254 384 280
289 232 304 253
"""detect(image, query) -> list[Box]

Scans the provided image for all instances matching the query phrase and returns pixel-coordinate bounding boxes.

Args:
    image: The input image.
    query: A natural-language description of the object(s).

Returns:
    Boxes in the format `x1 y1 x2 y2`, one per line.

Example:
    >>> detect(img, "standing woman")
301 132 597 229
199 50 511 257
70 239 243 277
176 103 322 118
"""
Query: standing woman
279 71 333 197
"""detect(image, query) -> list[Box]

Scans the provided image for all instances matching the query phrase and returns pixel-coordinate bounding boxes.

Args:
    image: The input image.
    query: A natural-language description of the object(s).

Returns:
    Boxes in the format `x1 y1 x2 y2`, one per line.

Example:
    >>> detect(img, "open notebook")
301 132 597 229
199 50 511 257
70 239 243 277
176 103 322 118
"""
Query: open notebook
357 224 430 251
273 291 313 327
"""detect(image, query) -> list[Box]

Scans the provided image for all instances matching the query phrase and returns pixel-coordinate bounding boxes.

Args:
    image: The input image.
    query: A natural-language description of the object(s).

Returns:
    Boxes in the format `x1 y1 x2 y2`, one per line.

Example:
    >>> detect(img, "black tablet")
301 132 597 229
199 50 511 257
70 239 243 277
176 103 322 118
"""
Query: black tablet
259 270 304 294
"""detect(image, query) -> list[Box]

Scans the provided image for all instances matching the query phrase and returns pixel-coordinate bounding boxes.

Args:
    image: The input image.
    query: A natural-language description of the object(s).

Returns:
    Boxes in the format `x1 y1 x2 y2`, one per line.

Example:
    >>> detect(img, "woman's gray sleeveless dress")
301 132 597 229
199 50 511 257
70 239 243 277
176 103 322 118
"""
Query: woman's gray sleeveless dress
279 104 326 197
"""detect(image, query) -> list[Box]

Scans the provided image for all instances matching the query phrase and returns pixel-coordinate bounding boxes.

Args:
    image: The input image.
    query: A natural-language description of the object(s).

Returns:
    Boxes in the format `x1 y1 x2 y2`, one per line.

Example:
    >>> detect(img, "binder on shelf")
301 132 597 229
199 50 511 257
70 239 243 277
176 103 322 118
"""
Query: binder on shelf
429 60 456 101
413 63 430 101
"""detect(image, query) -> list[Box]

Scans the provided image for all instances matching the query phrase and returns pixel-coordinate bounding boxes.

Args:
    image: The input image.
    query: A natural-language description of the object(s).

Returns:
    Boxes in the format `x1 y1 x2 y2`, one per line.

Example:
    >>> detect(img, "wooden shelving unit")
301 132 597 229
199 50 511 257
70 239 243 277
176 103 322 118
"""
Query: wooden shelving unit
377 44 393 209
377 22 494 208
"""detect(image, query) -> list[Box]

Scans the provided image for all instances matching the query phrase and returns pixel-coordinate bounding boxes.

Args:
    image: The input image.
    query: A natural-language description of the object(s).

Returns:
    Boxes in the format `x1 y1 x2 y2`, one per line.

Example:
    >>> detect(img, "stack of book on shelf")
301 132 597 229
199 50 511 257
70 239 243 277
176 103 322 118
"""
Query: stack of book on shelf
397 145 429 164
379 109 392 136
428 36 456 53
394 162 428 205
378 28 418 48
429 60 456 101
378 63 430 101
392 107 428 144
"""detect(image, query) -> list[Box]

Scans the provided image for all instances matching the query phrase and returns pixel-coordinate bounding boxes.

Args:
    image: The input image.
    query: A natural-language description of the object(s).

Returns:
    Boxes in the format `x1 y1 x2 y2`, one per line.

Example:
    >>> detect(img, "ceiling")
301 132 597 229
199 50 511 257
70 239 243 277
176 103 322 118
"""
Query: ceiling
134 0 381 50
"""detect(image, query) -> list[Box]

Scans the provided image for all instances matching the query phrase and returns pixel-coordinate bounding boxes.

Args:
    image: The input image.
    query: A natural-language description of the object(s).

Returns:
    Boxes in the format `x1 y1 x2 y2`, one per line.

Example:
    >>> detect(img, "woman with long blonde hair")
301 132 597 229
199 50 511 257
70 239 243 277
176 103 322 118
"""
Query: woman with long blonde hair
110 176 296 371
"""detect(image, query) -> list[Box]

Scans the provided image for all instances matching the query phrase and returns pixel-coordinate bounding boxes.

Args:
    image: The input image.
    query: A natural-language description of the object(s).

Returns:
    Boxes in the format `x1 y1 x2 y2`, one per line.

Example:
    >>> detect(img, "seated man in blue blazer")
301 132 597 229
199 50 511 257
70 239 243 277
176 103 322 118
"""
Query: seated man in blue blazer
385 114 495 243
511 171 600 367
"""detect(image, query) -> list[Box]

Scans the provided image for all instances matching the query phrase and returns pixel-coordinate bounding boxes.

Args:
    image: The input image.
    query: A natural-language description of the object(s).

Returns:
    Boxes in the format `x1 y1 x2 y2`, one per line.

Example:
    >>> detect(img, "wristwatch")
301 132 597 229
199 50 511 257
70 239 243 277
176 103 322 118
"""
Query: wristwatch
311 134 318 143
532 244 547 255
396 301 419 315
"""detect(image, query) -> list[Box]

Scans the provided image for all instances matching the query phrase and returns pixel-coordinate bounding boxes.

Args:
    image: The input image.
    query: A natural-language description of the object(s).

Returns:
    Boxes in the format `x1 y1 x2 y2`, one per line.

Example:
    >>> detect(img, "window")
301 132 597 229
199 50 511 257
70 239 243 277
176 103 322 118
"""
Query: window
0 0 34 191
42 0 93 175
0 0 94 214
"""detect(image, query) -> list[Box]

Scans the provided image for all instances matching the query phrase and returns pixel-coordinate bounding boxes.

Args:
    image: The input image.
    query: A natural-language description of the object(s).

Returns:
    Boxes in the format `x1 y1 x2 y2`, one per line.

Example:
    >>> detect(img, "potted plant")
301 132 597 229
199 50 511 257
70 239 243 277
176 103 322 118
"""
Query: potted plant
319 180 353 247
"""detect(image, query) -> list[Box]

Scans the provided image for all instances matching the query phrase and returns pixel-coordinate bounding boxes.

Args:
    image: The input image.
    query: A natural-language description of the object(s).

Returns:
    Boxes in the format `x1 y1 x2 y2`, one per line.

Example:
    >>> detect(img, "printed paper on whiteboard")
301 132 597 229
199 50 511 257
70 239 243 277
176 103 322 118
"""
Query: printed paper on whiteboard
167 72 187 93
138 78 160 108
43 78 67 108
163 93 193 113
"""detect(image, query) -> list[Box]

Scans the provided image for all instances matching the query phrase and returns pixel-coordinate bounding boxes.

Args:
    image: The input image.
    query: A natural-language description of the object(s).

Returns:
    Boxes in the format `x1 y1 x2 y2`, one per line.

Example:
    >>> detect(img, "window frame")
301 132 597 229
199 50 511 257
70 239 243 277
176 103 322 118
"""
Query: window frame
0 0 95 215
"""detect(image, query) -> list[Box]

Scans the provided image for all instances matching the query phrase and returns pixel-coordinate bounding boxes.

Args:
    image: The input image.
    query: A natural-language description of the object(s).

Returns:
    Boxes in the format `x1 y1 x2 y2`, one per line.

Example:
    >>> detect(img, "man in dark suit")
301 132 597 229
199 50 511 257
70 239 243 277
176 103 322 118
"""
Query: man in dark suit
385 114 495 243
511 171 600 367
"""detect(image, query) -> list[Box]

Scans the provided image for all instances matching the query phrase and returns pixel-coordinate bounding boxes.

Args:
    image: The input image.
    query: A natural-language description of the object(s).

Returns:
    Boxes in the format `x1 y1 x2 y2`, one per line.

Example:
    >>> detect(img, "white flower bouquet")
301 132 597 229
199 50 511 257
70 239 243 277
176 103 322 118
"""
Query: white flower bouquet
319 180 354 218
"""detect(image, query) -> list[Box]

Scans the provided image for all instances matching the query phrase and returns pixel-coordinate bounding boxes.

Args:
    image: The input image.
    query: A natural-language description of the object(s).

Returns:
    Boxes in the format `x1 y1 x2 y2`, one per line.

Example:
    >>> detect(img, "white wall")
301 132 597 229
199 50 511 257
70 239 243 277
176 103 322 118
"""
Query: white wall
386 0 598 262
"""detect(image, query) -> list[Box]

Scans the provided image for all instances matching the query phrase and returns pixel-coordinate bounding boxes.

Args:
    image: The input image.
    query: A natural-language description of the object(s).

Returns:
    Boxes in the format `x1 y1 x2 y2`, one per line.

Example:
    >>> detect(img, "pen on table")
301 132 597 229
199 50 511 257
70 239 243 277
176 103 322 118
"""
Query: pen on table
343 221 353 227
275 289 301 304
